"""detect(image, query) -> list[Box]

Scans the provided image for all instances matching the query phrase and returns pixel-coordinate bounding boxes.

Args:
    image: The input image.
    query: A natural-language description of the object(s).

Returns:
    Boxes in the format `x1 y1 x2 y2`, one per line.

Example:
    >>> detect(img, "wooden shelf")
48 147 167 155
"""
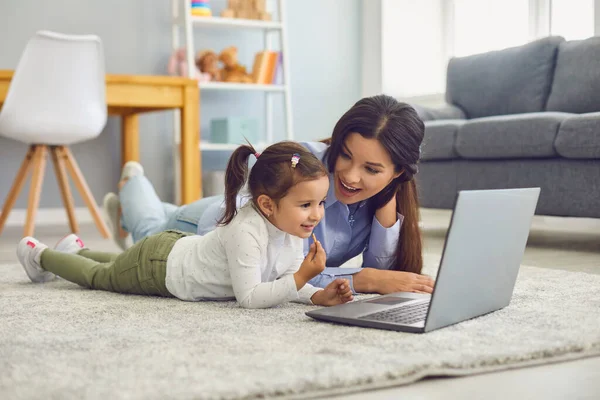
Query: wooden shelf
179 16 282 30
199 82 286 91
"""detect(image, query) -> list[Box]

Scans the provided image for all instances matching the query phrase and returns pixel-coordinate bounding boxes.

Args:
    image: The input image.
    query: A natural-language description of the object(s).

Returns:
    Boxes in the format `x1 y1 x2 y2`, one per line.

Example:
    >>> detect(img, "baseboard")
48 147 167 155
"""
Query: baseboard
4 208 94 227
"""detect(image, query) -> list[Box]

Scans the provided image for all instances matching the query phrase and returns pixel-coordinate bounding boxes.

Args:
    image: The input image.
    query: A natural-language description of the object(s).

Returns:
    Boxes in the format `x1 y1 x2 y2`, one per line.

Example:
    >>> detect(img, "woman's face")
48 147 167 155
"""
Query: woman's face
333 132 401 205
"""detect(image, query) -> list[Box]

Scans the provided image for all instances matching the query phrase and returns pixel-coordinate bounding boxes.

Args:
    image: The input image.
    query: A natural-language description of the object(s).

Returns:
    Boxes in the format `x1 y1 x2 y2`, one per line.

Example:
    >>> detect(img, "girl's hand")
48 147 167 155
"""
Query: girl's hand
311 278 354 306
294 241 326 289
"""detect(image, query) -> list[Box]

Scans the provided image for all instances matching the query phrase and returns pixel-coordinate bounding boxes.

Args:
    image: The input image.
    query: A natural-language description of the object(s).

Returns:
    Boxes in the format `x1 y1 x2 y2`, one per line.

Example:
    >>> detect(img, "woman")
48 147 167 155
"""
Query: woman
105 95 434 295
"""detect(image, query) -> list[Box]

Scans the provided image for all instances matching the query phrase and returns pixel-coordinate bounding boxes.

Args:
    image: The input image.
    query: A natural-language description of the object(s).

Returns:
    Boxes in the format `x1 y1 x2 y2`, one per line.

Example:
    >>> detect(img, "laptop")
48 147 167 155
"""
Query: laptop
306 188 540 333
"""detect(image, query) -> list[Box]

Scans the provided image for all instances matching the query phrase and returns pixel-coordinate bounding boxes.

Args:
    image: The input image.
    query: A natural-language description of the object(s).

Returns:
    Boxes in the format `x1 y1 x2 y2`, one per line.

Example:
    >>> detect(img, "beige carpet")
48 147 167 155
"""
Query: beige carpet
1 260 599 400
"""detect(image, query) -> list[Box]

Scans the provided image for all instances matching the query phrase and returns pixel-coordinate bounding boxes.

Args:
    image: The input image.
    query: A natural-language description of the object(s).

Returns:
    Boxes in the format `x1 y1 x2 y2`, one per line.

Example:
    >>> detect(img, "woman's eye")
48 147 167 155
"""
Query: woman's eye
340 152 351 160
366 167 380 174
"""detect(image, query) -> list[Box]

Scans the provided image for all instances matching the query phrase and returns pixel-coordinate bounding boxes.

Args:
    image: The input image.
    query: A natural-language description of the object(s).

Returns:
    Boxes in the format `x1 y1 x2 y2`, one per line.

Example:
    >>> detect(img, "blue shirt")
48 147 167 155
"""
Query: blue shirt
300 142 402 292
195 141 402 293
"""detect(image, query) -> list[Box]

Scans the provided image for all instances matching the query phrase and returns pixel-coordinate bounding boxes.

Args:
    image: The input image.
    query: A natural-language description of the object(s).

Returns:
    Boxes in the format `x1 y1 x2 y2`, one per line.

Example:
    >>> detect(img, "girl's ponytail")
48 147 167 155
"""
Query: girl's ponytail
217 145 255 225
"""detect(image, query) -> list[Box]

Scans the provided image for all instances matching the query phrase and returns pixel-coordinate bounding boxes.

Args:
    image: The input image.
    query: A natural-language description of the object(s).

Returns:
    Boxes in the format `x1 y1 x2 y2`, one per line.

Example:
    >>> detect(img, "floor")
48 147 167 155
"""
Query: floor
1 208 599 399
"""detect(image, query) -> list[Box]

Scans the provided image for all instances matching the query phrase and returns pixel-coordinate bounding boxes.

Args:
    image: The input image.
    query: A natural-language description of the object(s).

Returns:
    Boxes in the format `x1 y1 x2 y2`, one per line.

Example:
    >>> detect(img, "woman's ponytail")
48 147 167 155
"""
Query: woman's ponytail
394 178 423 273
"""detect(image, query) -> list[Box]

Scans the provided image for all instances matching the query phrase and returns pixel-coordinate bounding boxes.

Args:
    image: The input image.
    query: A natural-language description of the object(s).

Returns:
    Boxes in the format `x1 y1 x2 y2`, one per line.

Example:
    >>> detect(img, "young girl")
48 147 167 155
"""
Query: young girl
16 142 353 309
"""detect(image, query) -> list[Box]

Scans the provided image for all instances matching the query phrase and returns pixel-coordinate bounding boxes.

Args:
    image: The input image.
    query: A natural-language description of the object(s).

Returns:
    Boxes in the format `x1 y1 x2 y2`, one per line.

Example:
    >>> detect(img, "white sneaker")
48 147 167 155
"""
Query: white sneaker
103 192 129 251
17 237 54 283
121 161 144 181
54 233 87 254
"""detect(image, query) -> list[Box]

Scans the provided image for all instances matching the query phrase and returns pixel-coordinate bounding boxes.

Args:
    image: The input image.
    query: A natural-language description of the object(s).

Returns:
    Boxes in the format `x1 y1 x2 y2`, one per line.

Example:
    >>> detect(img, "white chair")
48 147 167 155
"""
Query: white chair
0 30 110 237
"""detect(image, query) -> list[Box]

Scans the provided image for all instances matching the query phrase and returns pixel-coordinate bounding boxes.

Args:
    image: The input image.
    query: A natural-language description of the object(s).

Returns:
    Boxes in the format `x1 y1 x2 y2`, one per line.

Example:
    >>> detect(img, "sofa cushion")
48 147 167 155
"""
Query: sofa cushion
554 113 600 159
446 36 564 119
455 112 571 159
546 37 600 114
421 120 465 160
412 103 466 122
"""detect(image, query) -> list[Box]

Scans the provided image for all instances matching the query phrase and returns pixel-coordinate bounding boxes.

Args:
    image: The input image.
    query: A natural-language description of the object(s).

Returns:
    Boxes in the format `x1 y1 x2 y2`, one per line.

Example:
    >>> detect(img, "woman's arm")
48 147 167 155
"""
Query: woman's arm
352 268 435 294
359 194 402 269
375 195 398 228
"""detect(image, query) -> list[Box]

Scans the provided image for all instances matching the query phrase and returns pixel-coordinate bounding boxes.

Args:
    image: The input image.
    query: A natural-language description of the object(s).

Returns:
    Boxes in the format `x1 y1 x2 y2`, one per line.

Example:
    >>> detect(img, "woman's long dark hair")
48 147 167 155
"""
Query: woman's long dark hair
217 141 328 225
324 95 425 273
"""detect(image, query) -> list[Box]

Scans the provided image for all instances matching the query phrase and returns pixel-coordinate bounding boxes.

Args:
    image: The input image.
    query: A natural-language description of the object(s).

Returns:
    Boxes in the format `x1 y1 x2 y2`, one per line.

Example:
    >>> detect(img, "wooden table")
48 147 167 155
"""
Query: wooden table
0 70 201 204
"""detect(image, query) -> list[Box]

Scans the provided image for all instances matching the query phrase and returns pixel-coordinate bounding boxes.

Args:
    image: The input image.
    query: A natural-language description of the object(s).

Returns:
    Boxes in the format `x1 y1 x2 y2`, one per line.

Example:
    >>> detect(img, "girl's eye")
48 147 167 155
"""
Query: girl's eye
366 167 380 174
301 203 311 208
340 152 351 160
319 200 326 206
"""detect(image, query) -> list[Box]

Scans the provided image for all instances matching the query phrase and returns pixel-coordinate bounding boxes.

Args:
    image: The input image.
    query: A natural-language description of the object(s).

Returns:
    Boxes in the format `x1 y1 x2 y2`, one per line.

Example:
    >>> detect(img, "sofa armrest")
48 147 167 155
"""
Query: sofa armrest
412 103 467 122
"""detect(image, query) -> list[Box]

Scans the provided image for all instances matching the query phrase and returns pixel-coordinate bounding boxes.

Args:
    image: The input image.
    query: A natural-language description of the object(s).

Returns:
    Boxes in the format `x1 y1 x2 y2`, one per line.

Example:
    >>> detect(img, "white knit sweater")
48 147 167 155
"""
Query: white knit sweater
165 203 321 308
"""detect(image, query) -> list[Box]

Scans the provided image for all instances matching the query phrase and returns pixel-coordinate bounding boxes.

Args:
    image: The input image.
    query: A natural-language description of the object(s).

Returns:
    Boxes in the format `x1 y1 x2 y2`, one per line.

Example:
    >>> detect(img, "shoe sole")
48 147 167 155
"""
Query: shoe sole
54 233 85 253
103 193 128 251
17 237 54 283
120 161 144 181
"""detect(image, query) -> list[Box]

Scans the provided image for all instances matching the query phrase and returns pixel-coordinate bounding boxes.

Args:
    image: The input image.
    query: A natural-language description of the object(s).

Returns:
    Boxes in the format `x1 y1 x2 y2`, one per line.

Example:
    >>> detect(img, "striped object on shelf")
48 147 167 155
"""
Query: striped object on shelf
191 0 212 16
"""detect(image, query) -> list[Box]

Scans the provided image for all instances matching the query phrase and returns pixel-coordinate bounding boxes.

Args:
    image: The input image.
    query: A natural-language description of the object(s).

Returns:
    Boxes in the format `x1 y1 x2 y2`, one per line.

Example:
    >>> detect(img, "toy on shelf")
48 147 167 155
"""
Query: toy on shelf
218 47 253 83
167 48 211 81
196 50 221 81
191 0 212 17
221 0 271 21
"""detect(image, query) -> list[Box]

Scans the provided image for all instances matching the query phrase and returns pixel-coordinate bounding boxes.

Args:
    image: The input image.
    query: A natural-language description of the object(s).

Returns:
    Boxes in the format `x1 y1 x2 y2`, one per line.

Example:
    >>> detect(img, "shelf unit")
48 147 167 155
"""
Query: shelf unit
170 0 293 201
170 0 293 151
198 81 286 92
178 15 283 30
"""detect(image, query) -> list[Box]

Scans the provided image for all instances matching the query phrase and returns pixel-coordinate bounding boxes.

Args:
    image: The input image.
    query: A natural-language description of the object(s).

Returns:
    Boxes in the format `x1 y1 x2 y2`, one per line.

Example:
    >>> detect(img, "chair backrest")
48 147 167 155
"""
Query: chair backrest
0 30 107 145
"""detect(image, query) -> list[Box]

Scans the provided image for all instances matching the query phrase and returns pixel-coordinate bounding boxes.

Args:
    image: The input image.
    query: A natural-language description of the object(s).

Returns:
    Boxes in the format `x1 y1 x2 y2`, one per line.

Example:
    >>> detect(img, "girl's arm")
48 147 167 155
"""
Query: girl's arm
226 229 303 309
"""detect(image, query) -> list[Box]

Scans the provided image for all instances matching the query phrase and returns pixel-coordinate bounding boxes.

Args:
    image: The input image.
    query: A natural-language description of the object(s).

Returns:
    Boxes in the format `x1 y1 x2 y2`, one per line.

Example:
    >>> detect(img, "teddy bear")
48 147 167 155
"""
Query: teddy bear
218 46 253 83
167 48 211 82
195 50 221 82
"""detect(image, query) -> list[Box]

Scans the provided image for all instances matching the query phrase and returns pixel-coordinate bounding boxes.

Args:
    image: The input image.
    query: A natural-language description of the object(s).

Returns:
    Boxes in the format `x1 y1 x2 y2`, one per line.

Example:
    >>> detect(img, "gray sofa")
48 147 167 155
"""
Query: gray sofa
414 36 600 219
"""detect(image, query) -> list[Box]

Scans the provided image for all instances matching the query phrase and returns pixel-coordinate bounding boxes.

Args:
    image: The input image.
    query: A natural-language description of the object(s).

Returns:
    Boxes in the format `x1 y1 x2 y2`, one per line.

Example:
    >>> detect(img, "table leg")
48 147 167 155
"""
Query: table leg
180 85 201 204
122 113 140 166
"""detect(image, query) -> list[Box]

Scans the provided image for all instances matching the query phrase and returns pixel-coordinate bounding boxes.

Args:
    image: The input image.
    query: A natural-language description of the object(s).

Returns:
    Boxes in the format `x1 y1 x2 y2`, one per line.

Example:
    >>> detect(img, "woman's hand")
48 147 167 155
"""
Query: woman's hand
375 194 398 228
294 241 326 289
311 278 354 306
352 268 435 294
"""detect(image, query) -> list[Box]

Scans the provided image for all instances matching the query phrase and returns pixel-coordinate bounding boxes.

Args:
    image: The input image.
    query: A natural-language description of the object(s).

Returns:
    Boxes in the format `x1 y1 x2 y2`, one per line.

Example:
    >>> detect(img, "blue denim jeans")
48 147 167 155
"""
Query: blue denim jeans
119 175 224 243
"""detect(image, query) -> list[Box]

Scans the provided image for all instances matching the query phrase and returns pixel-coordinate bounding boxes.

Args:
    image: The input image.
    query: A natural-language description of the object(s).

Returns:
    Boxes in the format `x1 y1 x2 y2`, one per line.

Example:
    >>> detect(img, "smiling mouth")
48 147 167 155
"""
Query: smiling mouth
339 178 362 194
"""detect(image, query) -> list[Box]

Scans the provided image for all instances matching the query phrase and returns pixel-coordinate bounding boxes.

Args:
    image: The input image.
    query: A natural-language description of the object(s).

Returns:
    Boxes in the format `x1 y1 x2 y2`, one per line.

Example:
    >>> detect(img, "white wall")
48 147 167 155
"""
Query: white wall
361 0 382 98
381 0 445 98
361 0 446 105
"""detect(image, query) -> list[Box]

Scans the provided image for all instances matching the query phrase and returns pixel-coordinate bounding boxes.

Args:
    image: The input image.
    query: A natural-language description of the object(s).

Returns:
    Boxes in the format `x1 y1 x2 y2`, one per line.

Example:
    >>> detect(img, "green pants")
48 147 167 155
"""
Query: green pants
40 230 191 297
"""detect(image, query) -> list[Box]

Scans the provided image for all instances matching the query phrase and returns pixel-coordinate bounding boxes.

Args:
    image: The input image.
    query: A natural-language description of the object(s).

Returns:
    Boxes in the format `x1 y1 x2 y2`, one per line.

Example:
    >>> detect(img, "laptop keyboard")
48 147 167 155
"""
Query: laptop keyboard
359 301 430 325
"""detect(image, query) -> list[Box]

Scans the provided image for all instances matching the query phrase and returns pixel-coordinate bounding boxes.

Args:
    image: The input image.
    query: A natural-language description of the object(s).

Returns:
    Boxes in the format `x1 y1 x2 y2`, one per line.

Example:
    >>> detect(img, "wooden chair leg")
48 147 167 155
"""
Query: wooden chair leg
0 145 36 235
50 146 79 234
24 145 48 237
60 146 110 238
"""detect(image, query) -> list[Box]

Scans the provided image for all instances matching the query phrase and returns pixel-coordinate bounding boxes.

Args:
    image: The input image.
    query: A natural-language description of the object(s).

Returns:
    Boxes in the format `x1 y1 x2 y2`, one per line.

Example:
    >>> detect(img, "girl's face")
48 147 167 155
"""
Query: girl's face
268 175 329 239
333 133 401 205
